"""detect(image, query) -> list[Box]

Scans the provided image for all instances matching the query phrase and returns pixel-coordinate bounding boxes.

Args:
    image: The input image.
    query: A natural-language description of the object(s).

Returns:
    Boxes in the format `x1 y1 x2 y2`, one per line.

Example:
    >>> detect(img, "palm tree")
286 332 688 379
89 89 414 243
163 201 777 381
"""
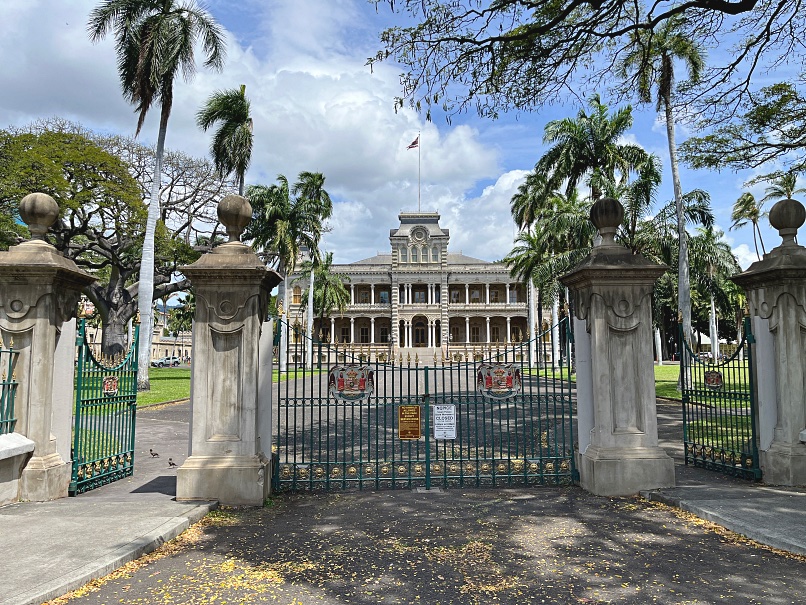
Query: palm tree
689 227 741 357
536 95 645 202
620 15 705 345
731 192 767 259
760 170 806 204
295 251 350 340
88 0 225 390
196 84 253 195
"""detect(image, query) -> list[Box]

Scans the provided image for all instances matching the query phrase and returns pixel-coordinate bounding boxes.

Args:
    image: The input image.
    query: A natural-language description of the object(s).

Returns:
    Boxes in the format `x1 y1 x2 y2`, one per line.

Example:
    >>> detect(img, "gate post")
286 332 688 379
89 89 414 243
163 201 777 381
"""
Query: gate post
732 198 806 485
560 197 674 496
0 193 95 502
176 195 282 506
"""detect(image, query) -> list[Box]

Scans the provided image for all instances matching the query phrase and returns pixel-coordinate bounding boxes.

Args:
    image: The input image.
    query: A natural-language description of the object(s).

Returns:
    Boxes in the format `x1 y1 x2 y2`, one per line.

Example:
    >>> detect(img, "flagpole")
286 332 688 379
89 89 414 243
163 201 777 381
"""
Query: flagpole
418 130 421 212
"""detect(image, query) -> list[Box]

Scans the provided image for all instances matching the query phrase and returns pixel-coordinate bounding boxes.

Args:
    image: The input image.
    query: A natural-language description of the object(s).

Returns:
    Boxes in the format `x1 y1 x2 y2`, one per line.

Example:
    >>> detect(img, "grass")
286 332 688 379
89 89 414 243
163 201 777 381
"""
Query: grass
137 367 191 407
685 415 753 452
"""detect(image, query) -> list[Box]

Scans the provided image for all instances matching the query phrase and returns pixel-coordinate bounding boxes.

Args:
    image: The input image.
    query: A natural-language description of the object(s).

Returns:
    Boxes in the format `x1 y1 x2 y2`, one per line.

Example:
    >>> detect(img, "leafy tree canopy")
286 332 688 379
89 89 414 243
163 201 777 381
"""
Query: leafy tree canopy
370 1 802 122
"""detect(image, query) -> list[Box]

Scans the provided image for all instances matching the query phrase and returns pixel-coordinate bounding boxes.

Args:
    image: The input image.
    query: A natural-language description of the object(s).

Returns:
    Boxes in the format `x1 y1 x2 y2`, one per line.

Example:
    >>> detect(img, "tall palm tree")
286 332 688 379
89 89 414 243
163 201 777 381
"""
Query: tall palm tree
88 0 225 389
620 15 705 345
760 171 806 204
689 227 741 357
196 84 253 195
731 192 767 259
536 95 645 202
295 251 350 340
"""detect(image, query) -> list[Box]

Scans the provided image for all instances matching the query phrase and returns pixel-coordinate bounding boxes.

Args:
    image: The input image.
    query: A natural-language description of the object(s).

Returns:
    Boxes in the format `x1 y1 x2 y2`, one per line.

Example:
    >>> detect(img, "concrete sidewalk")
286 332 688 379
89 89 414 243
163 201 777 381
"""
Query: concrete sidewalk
0 409 215 605
1 401 805 605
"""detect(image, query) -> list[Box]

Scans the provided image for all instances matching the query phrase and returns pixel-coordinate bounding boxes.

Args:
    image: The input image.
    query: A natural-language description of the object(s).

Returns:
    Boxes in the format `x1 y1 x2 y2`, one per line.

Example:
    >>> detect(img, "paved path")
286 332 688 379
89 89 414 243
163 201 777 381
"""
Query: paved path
0 399 804 605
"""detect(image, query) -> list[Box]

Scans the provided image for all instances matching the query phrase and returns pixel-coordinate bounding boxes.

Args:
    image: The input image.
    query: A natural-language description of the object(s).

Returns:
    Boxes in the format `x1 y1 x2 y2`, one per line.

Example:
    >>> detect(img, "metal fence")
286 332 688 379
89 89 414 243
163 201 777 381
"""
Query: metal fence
272 317 577 491
680 317 761 480
70 319 140 495
0 339 19 435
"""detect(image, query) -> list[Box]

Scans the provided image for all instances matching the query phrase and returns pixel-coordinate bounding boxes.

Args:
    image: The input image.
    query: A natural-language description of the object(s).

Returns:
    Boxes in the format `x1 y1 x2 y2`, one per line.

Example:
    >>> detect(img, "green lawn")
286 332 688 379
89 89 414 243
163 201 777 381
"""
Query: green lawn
133 364 687 407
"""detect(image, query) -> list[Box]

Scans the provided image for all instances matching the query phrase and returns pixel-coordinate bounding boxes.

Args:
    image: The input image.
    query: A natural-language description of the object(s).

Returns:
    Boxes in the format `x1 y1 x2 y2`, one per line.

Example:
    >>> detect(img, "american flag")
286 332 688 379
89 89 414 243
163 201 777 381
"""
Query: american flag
407 136 419 149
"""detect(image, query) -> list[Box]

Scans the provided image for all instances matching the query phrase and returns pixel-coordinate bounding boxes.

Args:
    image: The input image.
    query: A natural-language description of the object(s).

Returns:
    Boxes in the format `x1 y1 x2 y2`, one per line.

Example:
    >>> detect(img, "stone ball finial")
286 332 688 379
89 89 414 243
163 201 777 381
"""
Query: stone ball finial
768 198 805 247
217 194 252 243
19 192 60 241
589 197 624 247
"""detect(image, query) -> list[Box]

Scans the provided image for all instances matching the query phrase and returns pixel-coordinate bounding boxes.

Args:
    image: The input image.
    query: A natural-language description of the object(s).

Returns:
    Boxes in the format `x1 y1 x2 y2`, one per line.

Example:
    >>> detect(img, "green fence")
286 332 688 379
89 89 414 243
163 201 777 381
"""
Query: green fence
680 317 760 480
0 340 19 435
70 319 139 495
273 318 577 491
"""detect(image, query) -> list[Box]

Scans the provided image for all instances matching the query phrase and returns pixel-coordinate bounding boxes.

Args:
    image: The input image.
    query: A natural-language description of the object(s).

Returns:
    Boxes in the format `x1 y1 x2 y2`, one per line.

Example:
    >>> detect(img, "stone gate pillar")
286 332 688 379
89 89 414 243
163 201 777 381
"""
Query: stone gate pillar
732 198 806 485
0 193 95 501
176 195 281 506
560 197 674 496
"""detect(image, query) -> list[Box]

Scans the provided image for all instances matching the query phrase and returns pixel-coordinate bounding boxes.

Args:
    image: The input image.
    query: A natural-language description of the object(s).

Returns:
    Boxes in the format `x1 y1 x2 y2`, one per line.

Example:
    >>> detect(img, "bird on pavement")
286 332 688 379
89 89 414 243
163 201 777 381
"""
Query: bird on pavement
168 458 177 468
149 449 159 458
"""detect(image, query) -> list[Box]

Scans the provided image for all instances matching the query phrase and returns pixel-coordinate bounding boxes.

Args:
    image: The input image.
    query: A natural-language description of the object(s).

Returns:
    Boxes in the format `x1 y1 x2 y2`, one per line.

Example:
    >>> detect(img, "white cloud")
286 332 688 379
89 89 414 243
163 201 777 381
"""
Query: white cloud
732 244 759 270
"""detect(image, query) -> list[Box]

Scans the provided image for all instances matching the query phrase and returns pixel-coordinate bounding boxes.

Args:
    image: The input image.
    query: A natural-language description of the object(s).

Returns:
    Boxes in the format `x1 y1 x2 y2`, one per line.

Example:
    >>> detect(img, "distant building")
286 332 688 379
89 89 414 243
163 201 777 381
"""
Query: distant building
286 212 546 362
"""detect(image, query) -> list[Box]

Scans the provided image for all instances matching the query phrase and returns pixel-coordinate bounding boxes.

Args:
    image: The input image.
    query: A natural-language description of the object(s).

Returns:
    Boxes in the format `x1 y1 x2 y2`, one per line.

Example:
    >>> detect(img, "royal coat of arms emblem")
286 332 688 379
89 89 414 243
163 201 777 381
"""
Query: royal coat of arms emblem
328 365 374 402
102 375 119 397
476 363 522 400
704 370 724 390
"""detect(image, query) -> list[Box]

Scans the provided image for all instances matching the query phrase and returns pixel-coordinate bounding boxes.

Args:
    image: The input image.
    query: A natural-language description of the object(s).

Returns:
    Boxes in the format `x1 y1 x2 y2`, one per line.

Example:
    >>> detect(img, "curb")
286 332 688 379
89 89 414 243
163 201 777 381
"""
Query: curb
3 502 217 605
641 490 806 557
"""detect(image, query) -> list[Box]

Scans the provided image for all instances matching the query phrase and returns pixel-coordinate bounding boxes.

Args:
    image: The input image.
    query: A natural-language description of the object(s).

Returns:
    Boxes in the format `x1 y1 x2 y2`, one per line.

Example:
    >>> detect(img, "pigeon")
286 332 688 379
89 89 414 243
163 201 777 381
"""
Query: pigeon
149 449 159 458
168 458 177 468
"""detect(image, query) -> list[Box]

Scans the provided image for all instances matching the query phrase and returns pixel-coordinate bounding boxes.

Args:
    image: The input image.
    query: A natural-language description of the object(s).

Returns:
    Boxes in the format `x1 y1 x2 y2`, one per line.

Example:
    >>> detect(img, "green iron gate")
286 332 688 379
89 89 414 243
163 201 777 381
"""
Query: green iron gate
272 318 577 491
680 317 761 480
70 318 139 495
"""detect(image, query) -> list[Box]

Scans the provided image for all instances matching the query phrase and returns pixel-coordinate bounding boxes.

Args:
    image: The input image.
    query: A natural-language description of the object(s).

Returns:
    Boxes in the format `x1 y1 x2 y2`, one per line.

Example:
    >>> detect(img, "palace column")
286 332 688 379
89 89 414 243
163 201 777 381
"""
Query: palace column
177 195 281 506
370 284 375 305
506 317 512 343
330 317 335 343
486 317 491 343
465 284 469 304
505 283 511 305
370 317 375 344
428 320 433 347
0 193 95 502
350 317 355 344
465 316 470 344
350 283 355 305
560 197 674 497
732 198 806 485
485 283 490 304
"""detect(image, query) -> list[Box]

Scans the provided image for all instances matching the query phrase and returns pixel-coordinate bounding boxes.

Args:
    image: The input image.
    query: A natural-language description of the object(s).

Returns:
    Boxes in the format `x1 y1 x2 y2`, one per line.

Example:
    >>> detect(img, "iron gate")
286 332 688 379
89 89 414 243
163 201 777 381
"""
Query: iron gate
70 318 139 495
680 317 761 480
272 318 577 491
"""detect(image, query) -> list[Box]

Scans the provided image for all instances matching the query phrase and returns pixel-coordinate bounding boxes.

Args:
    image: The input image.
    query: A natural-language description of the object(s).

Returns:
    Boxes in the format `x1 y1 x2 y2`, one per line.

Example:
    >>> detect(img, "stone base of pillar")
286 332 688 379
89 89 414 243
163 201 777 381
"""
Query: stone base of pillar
761 443 806 486
579 446 675 497
19 452 71 501
177 455 269 506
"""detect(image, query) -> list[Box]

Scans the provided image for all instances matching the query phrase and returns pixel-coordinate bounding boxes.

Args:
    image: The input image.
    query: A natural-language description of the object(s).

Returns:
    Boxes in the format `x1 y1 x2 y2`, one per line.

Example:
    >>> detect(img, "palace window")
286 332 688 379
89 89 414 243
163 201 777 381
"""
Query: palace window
450 290 460 303
509 290 518 303
490 290 500 303
471 290 481 303
470 326 481 342
431 246 439 262
411 247 418 262
434 289 440 303
451 326 460 343
292 286 301 305
379 327 389 343
360 327 369 343
359 291 370 304
414 291 426 304
491 326 501 343
341 327 350 343
400 248 407 263
379 290 389 304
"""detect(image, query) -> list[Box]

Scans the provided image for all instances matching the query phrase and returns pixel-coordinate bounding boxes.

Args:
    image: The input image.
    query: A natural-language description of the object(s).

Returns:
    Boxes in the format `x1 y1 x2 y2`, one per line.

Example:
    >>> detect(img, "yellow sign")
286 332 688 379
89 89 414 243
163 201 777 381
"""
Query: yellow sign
398 405 421 440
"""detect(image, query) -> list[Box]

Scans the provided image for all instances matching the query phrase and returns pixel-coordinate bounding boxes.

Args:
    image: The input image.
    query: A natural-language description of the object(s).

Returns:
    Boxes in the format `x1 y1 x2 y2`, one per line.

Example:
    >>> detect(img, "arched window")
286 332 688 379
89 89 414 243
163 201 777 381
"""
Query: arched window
400 248 408 263
431 246 439 262
411 247 418 262
292 286 301 305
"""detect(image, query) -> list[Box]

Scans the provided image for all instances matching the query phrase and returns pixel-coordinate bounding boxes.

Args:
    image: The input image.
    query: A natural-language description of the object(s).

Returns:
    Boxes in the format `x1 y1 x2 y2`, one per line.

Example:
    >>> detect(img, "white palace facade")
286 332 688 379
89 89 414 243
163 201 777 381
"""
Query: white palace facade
286 212 545 361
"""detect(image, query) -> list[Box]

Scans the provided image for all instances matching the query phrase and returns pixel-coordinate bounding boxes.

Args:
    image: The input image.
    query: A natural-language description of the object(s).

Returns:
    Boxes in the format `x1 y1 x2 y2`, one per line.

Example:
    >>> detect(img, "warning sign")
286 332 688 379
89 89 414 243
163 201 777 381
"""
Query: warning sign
433 404 456 440
398 405 421 440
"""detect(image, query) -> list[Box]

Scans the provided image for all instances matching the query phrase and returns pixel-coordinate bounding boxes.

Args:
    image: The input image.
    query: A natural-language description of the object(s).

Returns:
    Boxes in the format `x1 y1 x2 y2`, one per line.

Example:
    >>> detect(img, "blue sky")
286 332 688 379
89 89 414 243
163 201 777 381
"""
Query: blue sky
0 0 791 268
